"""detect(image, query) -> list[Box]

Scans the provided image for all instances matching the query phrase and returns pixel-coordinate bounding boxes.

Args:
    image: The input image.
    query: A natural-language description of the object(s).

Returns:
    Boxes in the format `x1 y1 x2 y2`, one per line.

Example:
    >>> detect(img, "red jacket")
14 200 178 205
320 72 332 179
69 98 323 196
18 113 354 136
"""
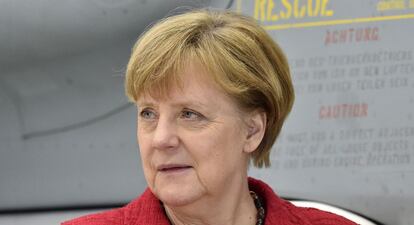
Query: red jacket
62 177 357 225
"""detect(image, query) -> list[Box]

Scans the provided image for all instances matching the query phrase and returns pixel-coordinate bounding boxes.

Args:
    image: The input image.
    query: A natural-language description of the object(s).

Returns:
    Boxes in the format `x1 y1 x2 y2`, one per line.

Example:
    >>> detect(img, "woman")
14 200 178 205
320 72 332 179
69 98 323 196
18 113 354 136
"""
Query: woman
63 9 357 225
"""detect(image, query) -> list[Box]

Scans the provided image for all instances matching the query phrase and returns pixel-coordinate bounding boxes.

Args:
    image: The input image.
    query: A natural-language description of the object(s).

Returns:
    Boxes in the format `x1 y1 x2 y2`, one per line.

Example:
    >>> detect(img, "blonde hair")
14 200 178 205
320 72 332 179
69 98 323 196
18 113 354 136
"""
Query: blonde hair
125 9 294 168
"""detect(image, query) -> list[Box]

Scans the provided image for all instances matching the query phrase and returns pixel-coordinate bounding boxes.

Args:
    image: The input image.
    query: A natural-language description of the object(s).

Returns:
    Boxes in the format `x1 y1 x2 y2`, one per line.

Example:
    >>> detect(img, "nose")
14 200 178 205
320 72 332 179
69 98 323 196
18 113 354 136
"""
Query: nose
151 117 179 150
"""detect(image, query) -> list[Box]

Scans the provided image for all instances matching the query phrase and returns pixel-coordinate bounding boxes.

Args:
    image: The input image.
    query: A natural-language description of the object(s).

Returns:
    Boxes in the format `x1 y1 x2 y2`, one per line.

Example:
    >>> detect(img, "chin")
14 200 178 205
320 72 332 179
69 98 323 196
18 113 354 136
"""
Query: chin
159 194 198 207
154 182 205 207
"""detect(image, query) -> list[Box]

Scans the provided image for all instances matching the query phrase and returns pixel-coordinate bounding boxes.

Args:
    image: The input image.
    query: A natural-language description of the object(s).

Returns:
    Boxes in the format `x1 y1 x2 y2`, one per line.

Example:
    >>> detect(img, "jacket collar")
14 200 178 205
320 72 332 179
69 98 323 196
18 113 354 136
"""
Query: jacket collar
124 177 300 225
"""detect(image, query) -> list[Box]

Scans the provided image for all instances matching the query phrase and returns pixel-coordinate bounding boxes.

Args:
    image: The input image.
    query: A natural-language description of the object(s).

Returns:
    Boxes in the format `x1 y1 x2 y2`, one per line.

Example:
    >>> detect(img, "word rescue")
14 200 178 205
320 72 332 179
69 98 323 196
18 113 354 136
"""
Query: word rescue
254 0 334 21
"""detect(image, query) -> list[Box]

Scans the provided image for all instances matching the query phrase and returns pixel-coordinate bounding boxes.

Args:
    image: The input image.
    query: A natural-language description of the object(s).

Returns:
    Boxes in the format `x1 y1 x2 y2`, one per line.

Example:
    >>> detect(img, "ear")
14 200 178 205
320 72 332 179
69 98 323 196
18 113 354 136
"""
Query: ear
243 110 267 153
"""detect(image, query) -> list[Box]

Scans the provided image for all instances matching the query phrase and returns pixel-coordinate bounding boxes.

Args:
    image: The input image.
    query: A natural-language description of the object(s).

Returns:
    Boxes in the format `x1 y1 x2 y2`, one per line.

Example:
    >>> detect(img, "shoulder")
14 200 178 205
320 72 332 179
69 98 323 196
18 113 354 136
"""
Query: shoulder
248 177 357 225
61 208 124 225
272 197 358 225
61 189 168 225
293 206 358 225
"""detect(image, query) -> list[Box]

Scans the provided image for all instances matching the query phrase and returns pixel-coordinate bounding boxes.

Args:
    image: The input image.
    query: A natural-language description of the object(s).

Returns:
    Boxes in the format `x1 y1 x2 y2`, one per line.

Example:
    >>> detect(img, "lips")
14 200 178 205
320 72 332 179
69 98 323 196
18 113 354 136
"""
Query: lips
157 164 192 172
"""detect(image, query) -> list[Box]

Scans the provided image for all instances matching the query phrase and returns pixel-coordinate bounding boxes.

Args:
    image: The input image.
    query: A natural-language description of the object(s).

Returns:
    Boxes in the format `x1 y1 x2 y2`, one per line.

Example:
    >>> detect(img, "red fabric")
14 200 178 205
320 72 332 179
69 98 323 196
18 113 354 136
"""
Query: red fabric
62 177 357 225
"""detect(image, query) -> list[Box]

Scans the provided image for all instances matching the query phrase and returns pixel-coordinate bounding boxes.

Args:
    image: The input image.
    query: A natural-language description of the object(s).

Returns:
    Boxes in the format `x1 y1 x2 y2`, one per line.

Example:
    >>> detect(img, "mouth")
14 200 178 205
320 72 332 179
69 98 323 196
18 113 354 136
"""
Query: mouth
157 164 192 172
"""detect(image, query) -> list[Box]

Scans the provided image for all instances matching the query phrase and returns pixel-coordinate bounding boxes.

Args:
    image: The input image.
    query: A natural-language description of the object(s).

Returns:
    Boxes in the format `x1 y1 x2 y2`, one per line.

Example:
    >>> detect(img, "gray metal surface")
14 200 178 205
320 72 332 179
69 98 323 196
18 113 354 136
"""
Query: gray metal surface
0 0 206 210
0 0 413 224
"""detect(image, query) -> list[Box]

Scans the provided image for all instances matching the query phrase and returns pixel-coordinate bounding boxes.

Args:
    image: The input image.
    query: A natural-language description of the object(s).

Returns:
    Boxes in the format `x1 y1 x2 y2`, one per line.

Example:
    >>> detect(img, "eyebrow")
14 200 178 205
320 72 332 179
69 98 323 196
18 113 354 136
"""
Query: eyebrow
137 100 210 110
136 101 155 108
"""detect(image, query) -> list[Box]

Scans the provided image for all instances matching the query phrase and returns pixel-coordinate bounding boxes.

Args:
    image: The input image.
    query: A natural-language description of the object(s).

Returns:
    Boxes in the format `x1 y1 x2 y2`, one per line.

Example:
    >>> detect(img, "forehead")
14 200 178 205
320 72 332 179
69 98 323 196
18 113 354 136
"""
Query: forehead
137 62 227 106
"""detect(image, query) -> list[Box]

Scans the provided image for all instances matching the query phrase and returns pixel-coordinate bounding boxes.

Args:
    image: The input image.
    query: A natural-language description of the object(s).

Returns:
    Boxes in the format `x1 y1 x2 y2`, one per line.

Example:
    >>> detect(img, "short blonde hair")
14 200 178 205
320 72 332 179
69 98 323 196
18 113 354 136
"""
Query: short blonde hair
125 9 294 168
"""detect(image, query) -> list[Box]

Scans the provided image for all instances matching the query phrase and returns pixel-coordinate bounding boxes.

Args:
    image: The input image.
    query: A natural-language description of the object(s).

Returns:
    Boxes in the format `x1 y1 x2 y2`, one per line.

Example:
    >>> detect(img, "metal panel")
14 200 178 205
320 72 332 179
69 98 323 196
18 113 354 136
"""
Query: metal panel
238 1 414 224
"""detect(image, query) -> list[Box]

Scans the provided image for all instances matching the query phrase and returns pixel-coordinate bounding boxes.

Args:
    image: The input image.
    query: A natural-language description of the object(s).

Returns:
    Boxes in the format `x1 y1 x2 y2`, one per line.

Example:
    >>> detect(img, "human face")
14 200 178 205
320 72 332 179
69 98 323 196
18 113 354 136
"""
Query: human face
136 62 251 207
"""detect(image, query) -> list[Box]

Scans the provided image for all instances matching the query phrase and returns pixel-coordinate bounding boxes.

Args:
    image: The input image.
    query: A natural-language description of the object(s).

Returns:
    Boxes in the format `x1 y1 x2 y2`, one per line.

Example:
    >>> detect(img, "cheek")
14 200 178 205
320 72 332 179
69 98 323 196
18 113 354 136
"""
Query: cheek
137 130 155 184
137 125 153 155
188 128 245 193
137 131 148 159
191 124 245 172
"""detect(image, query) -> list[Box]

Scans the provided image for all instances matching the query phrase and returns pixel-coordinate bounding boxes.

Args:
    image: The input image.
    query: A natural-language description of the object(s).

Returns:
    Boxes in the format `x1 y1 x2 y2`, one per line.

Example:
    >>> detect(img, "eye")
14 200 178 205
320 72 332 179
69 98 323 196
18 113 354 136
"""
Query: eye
180 110 203 120
139 108 157 120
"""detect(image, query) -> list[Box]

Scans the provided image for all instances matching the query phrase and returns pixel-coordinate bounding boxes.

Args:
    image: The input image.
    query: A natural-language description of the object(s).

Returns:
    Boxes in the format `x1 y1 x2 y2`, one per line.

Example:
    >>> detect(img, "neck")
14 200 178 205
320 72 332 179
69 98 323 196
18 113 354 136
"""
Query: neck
163 176 257 225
